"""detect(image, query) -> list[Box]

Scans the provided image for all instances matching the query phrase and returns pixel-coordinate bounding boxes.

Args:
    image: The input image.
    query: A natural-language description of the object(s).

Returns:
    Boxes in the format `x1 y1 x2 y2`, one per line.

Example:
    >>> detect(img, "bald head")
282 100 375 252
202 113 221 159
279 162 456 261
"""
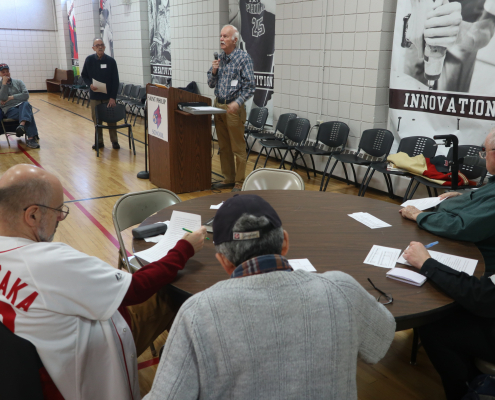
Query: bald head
0 165 62 225
485 129 495 149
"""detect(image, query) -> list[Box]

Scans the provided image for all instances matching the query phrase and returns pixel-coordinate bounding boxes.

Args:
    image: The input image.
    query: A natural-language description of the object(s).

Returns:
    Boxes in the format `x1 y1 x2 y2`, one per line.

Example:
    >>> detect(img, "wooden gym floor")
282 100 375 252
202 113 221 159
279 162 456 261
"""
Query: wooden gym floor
0 92 445 399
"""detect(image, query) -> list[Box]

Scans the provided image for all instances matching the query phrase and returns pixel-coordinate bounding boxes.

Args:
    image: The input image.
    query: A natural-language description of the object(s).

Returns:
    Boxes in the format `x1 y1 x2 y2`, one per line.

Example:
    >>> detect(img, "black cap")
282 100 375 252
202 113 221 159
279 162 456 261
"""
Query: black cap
213 194 282 245
0 64 9 71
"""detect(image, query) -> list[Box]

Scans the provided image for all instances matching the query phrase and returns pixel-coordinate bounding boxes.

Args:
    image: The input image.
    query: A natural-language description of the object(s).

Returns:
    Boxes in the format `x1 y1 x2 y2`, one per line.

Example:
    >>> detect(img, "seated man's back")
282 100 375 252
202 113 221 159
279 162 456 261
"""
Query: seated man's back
145 195 395 400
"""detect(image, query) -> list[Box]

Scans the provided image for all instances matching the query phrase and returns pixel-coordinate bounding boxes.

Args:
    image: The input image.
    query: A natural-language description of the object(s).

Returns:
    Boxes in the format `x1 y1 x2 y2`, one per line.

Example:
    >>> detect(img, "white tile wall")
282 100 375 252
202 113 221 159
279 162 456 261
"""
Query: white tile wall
273 0 396 149
74 0 100 69
0 29 59 90
170 0 228 99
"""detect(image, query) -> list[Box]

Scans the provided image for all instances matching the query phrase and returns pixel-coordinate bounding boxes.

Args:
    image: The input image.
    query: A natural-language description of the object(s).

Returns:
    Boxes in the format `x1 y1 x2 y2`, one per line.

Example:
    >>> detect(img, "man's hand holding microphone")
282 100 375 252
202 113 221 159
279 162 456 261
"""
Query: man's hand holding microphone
212 52 219 75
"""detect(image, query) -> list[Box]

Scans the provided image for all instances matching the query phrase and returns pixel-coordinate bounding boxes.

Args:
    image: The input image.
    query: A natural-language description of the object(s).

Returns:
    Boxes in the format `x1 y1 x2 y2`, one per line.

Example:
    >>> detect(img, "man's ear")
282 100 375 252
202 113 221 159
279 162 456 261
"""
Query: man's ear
24 206 40 228
281 230 289 256
216 252 236 275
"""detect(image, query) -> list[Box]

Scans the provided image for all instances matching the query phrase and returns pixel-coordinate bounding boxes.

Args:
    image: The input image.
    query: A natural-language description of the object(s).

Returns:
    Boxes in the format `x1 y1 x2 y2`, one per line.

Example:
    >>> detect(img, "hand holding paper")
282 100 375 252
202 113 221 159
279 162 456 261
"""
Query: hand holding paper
92 79 107 94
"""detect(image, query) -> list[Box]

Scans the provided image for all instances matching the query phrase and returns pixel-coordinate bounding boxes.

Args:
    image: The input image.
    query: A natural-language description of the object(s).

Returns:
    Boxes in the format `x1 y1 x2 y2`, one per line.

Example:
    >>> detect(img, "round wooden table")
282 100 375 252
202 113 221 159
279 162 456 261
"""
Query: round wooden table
133 191 484 331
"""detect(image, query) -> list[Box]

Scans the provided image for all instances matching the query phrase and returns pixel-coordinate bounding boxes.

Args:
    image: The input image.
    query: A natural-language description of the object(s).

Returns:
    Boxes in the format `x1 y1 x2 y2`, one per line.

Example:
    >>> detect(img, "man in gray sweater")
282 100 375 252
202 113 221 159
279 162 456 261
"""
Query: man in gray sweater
0 64 39 149
144 194 396 400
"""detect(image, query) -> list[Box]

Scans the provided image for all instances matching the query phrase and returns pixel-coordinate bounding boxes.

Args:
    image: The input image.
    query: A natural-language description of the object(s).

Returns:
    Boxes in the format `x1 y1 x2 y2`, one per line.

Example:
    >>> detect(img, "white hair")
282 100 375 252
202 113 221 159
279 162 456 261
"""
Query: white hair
93 37 103 46
222 24 239 42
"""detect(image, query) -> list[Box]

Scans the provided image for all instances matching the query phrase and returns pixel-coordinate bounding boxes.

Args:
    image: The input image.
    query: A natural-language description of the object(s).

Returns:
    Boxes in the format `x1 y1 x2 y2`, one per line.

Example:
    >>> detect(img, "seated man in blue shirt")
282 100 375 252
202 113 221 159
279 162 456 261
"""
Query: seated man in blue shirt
0 64 40 149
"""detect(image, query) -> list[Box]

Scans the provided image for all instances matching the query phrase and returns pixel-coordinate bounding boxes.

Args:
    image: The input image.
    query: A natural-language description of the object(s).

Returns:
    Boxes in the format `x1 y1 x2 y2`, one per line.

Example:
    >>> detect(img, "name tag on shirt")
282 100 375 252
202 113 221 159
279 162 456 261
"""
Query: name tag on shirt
101 64 107 69
231 80 238 87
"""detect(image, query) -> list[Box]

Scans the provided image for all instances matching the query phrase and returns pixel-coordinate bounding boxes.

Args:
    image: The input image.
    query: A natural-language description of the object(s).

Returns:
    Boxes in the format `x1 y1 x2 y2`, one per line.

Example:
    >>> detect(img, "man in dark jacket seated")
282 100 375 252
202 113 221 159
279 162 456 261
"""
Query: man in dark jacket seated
403 241 495 400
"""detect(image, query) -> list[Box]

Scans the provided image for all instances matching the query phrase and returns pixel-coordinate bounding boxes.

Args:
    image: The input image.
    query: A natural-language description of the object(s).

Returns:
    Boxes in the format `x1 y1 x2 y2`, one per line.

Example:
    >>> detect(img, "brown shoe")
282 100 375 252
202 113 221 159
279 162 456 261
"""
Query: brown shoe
212 181 235 189
231 183 243 192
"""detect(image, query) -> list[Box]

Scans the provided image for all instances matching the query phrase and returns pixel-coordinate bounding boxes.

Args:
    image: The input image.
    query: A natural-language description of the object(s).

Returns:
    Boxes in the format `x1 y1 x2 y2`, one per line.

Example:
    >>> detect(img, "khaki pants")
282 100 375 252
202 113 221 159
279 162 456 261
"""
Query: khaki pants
214 100 247 184
126 286 183 357
90 99 118 144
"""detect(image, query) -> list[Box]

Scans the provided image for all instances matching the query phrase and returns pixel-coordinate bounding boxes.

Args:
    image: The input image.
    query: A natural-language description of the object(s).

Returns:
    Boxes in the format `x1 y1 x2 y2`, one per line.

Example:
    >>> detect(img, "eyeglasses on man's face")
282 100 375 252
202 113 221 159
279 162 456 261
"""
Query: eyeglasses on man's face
367 278 393 305
23 204 70 221
479 149 495 159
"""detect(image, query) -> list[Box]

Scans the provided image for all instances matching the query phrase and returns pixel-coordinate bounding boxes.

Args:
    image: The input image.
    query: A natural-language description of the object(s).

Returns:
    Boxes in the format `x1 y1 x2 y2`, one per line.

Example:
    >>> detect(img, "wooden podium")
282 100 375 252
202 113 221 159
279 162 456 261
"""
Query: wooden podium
146 84 212 194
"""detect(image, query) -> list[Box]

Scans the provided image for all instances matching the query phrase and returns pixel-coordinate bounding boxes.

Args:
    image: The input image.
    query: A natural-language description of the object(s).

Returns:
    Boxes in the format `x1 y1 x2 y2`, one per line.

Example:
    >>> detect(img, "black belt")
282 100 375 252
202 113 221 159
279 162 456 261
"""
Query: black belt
216 97 233 104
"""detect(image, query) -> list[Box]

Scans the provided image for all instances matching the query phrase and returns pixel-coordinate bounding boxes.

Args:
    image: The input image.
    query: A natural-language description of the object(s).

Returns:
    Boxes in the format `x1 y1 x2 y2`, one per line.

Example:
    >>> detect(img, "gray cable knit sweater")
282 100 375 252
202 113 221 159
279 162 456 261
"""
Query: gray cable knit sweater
144 270 396 400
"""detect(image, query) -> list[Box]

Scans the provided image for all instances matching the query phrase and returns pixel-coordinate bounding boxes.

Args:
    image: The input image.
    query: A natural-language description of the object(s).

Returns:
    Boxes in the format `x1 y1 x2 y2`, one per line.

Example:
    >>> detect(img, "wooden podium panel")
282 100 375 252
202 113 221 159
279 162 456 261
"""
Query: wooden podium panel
147 84 212 193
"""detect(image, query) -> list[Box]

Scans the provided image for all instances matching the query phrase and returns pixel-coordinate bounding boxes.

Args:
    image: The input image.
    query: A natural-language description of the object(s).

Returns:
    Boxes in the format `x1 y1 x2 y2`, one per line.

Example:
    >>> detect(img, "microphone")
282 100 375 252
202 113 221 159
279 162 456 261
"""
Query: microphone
214 52 219 60
458 156 486 169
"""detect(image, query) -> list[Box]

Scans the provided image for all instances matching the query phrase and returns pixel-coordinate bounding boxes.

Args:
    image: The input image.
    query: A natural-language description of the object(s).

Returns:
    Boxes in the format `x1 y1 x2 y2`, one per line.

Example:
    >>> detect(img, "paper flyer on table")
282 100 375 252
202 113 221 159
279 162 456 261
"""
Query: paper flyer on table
348 212 391 229
289 259 317 272
397 248 477 276
364 245 402 269
400 197 445 210
134 212 200 263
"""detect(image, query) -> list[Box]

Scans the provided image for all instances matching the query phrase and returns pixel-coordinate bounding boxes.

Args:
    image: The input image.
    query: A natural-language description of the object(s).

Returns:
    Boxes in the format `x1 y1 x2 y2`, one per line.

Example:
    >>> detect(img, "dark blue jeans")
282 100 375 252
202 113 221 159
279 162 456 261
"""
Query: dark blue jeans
0 102 38 138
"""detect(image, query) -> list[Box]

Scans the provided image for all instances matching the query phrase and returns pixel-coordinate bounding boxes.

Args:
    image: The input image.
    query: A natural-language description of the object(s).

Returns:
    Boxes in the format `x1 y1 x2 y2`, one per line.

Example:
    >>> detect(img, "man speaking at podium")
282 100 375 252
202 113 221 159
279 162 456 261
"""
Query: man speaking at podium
208 25 255 192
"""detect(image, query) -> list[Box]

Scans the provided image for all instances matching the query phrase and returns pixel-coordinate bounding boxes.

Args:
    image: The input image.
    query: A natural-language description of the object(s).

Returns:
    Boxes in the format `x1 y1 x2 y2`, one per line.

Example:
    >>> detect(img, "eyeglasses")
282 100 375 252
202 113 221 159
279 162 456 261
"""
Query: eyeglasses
367 278 393 305
479 149 495 159
23 204 70 220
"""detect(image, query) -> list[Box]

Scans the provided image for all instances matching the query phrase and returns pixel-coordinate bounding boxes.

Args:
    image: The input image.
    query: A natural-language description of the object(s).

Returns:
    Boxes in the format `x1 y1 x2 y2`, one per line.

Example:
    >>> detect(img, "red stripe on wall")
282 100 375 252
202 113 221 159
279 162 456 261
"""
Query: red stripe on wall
17 143 131 256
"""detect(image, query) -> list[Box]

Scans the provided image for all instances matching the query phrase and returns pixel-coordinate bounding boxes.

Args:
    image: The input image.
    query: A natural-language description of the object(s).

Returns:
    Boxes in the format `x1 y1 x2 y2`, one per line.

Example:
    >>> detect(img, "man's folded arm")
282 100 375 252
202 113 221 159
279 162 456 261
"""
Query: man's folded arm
421 258 495 318
121 239 195 306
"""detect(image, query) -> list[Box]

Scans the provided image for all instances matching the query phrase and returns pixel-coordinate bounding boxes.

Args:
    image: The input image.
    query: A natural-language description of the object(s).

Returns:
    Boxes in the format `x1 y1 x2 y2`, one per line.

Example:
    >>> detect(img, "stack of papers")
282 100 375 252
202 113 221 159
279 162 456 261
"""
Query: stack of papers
386 268 427 286
397 249 477 276
400 197 445 210
289 259 316 272
364 245 402 269
134 211 201 263
348 212 391 229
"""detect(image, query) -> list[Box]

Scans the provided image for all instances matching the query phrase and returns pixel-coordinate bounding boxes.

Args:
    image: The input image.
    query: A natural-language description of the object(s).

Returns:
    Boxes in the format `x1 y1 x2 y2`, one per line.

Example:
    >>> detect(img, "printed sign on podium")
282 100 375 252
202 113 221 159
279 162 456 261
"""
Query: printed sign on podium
147 94 168 142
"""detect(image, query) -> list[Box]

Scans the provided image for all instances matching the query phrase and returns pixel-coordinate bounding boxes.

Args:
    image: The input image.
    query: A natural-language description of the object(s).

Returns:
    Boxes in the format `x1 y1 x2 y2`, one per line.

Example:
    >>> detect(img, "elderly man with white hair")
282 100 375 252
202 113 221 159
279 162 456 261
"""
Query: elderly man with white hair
400 129 495 274
207 25 255 192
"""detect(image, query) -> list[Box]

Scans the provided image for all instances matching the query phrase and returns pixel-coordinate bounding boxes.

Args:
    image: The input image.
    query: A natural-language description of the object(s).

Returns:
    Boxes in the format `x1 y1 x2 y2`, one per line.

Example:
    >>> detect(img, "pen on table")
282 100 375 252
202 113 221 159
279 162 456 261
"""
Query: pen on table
183 228 210 240
425 241 439 249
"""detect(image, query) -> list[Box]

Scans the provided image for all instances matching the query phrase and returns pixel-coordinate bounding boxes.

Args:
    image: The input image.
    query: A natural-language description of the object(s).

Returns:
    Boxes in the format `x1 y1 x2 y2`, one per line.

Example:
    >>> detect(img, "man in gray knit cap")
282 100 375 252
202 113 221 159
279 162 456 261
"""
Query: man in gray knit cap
144 194 396 400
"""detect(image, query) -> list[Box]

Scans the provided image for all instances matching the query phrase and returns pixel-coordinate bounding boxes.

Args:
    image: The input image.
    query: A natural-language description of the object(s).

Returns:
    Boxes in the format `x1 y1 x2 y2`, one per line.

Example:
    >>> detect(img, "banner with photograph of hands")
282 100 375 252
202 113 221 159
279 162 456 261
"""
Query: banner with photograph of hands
67 0 79 76
388 0 495 151
99 0 114 58
230 0 275 125
149 0 172 86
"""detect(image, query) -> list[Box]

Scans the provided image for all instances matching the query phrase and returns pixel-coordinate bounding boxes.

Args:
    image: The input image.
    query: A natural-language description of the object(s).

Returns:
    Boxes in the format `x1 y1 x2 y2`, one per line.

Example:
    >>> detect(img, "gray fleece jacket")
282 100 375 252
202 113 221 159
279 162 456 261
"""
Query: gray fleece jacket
0 78 29 113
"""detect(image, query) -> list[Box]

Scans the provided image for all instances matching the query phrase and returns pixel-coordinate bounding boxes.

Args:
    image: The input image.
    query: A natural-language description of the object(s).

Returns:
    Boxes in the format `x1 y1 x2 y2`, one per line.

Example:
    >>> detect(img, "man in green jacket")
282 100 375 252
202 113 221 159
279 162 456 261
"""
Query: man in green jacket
400 130 495 273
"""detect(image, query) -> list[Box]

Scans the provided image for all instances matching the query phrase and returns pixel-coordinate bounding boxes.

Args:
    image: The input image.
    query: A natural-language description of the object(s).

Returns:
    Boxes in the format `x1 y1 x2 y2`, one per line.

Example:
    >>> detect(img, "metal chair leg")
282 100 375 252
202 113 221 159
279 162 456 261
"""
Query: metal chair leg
263 148 274 168
358 165 373 196
350 163 358 187
323 159 340 192
410 327 421 365
403 177 415 202
246 137 257 160
319 156 334 191
253 146 264 170
408 181 421 200
359 168 375 197
278 149 290 169
310 154 317 177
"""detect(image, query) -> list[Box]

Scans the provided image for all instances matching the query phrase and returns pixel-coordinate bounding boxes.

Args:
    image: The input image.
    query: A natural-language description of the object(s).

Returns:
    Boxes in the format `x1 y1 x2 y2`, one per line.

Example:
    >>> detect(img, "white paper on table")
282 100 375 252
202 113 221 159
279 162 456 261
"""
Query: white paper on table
397 248 478 276
289 259 316 272
134 212 201 263
400 197 445 210
92 79 107 93
348 212 391 229
386 268 427 286
364 245 402 269
189 106 223 112
210 202 224 210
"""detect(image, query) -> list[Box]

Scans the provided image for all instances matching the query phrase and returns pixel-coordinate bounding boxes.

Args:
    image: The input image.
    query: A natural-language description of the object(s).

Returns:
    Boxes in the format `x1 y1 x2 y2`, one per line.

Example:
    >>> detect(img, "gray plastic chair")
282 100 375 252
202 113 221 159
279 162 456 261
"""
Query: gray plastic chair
112 189 181 273
242 168 305 191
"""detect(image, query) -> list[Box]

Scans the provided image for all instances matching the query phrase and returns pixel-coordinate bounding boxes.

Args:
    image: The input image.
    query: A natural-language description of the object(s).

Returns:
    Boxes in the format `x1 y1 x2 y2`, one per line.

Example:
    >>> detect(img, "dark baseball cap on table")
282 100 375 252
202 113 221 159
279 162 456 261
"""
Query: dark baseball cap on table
0 64 9 71
212 194 282 245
